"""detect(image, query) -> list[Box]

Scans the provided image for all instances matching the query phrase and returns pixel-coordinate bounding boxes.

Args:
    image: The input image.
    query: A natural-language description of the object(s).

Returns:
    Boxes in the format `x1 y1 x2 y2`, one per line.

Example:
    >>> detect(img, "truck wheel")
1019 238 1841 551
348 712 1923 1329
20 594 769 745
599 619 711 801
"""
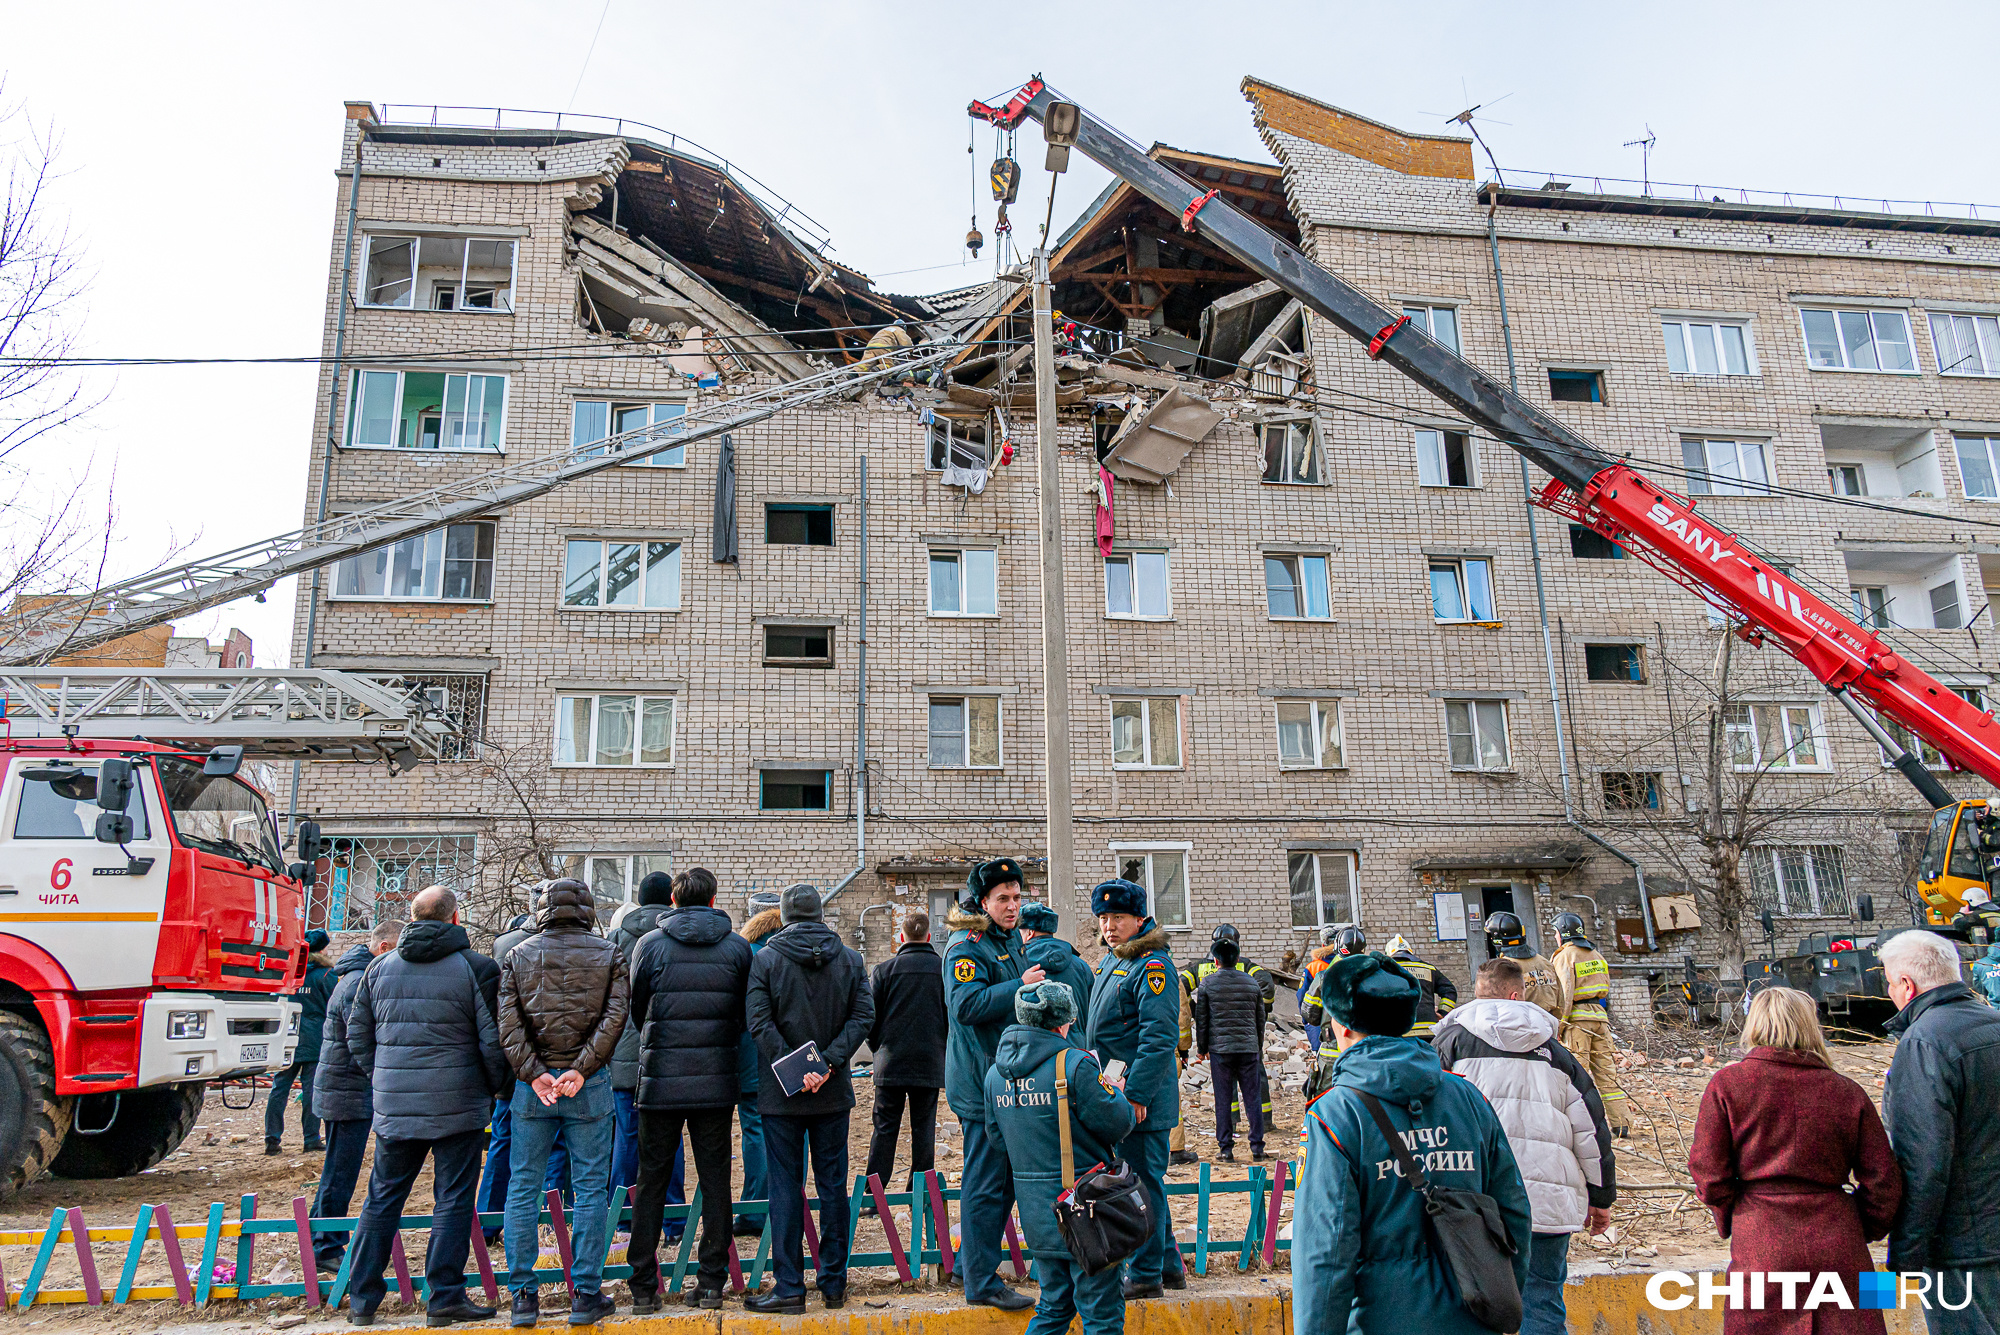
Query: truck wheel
50 1083 205 1180
0 1009 71 1196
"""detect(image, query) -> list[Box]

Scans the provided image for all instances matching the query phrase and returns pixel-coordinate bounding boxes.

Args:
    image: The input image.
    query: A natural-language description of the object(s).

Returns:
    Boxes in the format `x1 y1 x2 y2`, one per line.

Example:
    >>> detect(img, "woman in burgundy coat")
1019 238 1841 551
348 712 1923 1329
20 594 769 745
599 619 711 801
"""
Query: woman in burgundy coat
1688 987 1904 1334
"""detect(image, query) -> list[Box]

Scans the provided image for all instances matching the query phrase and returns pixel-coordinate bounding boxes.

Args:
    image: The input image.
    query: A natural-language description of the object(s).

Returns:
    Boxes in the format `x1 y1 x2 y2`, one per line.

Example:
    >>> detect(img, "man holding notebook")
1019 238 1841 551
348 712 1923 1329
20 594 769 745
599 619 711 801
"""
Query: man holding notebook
743 884 875 1313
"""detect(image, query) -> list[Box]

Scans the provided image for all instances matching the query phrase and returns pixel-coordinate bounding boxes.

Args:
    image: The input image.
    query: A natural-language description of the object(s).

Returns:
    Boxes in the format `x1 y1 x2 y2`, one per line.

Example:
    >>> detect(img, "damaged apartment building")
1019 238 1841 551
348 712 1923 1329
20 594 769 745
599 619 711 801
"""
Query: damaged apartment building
292 85 2000 1003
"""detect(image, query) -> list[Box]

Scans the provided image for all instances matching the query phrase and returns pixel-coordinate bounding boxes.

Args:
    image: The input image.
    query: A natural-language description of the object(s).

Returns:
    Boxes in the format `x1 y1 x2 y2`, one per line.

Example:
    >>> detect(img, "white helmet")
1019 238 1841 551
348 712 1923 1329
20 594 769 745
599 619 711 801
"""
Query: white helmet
1385 933 1413 956
1965 886 1993 907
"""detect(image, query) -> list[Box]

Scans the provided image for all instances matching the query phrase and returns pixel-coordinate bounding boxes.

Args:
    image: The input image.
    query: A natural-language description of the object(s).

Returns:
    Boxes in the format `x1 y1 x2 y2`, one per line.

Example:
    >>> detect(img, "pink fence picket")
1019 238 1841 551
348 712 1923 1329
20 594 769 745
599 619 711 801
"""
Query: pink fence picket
65 1208 100 1305
864 1174 912 1283
469 1222 499 1304
390 1232 416 1303
153 1205 194 1306
1003 1213 1027 1279
545 1189 574 1285
292 1197 321 1308
925 1171 954 1279
1261 1161 1287 1266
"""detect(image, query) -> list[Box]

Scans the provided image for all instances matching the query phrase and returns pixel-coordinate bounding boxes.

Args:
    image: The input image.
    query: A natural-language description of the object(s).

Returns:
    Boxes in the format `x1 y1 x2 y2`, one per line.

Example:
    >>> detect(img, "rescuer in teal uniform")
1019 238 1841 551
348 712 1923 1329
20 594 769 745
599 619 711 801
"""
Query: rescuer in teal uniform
943 858 1043 1311
1084 877 1185 1297
1018 901 1096 1015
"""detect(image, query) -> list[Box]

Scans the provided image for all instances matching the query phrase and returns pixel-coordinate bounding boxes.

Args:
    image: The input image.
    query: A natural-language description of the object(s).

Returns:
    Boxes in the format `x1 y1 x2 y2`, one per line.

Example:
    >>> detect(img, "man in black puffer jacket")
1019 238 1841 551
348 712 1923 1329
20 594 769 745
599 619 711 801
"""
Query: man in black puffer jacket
624 868 753 1312
345 888 508 1326
744 884 874 1314
307 920 401 1276
609 873 679 1218
1193 934 1269 1161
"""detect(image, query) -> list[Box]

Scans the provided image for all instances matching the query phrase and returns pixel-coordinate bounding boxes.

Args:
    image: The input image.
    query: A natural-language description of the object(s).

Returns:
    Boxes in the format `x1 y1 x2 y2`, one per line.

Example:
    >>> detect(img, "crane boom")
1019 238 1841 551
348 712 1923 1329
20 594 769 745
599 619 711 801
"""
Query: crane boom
972 77 2000 797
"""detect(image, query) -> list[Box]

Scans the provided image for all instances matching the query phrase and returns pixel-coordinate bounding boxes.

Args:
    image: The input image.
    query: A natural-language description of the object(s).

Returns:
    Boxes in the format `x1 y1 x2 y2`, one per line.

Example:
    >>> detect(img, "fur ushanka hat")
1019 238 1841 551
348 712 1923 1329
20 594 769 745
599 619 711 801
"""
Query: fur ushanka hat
1320 951 1421 1037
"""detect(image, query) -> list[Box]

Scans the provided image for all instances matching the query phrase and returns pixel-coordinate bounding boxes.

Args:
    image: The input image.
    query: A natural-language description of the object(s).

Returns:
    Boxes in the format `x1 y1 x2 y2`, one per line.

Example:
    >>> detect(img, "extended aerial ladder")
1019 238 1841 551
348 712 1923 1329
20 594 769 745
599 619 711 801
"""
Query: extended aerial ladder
972 78 2000 923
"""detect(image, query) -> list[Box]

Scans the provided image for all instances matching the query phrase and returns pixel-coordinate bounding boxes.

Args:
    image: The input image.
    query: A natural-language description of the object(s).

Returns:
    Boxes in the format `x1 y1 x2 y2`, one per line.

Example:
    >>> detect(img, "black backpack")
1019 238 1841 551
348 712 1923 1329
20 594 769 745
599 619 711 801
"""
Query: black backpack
1051 1048 1152 1275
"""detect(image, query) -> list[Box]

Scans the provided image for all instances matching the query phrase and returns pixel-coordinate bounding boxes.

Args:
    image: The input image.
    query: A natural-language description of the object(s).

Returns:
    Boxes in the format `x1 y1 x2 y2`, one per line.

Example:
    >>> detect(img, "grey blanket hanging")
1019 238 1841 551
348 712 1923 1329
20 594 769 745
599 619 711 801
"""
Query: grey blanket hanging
712 432 738 563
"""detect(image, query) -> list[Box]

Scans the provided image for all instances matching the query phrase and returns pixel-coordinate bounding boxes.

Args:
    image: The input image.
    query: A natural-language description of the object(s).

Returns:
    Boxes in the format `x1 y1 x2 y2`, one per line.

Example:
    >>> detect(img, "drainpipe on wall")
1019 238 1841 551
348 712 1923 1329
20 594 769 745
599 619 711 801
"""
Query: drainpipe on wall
827 455 869 909
1486 206 1656 951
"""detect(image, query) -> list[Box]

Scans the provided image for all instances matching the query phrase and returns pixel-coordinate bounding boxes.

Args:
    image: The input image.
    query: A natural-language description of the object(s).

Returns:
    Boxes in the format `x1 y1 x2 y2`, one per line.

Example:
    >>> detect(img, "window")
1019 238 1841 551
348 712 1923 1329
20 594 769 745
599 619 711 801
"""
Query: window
1584 643 1645 683
1260 421 1320 484
561 539 682 610
554 694 676 767
1288 851 1356 930
405 673 489 762
1114 847 1189 929
929 549 997 616
764 625 833 667
1828 464 1866 497
1680 439 1770 496
345 369 508 451
572 400 688 467
1430 558 1496 623
1878 688 1984 769
1402 304 1460 354
1747 845 1850 917
1547 369 1603 402
928 696 1002 768
157 757 284 872
334 522 495 601
1955 437 2000 500
1851 585 1890 629
1415 429 1475 487
1105 551 1171 619
1661 318 1751 375
1930 580 1964 630
926 420 989 472
1110 697 1181 769
1445 699 1511 771
1931 312 2000 377
1568 525 1625 560
1601 772 1660 811
761 770 830 810
1800 307 1915 372
359 233 516 312
766 505 834 546
13 763 150 840
1724 703 1826 771
1274 700 1344 769
1264 554 1331 619
567 853 675 918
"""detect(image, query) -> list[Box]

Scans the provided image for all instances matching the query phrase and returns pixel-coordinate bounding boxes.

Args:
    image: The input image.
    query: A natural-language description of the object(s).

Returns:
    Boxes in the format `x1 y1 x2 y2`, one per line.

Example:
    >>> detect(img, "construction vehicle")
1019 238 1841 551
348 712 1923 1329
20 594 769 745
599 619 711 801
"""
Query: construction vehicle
1914 798 1997 927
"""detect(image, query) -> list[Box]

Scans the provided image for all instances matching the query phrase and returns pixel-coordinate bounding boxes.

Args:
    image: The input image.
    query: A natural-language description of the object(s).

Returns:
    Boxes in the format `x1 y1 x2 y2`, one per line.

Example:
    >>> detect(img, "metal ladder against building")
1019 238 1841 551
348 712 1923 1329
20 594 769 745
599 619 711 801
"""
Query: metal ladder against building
2 346 959 667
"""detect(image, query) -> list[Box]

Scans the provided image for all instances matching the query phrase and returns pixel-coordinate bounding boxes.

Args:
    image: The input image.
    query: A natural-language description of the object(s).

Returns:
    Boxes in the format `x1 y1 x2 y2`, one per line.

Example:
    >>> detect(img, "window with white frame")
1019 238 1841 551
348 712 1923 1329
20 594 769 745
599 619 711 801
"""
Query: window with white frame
1444 699 1511 771
1110 696 1181 769
1661 317 1752 375
1800 307 1915 372
346 369 508 451
1105 551 1171 619
334 522 495 601
1680 439 1771 496
1724 703 1827 771
1264 554 1331 619
1415 428 1476 487
554 693 676 767
1878 687 1985 770
1931 579 1964 630
1288 851 1357 930
566 852 675 917
1828 463 1866 497
1402 304 1461 354
1747 845 1850 917
572 400 688 467
1955 437 2000 501
562 539 682 610
928 696 1002 769
359 233 516 312
929 549 997 616
1260 420 1321 484
1929 312 2000 377
1274 699 1344 769
1430 557 1496 623
1113 846 1190 929
1851 585 1890 629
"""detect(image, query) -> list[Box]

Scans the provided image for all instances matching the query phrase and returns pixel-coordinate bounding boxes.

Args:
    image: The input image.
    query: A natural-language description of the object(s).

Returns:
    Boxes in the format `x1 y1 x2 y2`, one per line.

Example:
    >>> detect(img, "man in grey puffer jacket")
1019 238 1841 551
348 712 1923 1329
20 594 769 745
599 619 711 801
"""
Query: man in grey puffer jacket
308 920 400 1276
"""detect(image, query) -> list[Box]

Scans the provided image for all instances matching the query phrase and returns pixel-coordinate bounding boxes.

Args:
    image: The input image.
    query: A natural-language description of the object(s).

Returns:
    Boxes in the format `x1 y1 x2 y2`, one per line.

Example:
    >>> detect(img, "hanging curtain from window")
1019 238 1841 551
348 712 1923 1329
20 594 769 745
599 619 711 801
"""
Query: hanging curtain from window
712 433 738 563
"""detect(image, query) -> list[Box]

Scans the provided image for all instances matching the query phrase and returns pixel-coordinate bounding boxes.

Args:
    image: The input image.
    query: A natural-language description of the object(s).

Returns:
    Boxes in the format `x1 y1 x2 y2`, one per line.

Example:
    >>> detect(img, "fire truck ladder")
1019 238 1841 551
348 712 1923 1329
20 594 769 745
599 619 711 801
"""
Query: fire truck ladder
2 346 957 667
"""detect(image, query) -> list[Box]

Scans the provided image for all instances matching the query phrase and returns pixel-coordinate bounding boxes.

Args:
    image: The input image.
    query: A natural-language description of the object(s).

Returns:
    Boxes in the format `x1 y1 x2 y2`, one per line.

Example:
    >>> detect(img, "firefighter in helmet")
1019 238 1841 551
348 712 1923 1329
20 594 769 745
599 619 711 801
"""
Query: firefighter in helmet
1549 912 1630 1134
1384 933 1459 1037
1184 924 1275 1134
1483 911 1562 1019
1301 926 1369 1042
1951 885 2000 947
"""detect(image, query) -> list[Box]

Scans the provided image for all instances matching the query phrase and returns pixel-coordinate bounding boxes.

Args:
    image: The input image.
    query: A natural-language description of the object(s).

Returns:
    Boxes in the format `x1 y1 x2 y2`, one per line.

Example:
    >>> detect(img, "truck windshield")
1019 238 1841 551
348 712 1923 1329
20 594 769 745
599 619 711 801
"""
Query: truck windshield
1919 806 1955 881
156 757 283 872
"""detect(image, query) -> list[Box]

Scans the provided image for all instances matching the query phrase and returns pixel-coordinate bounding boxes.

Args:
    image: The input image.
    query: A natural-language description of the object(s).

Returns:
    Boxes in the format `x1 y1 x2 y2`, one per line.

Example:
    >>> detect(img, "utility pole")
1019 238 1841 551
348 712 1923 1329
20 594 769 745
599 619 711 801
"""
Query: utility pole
1030 247 1079 933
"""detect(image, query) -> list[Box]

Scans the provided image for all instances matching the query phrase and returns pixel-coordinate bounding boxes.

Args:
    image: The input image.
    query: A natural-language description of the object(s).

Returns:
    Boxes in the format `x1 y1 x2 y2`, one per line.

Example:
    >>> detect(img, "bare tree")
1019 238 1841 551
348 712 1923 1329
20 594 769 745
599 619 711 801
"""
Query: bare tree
467 732 588 944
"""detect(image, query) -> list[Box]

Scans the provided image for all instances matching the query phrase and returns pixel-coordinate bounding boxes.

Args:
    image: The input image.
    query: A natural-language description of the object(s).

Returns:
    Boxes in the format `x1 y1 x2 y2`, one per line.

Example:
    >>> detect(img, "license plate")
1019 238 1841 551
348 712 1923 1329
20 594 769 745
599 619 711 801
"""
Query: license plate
240 1044 268 1063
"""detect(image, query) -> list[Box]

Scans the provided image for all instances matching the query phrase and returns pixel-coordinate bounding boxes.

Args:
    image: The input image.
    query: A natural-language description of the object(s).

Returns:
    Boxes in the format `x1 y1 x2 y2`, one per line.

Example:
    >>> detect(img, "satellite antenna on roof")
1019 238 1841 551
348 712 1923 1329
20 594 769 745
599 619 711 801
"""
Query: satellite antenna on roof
1623 126 1658 196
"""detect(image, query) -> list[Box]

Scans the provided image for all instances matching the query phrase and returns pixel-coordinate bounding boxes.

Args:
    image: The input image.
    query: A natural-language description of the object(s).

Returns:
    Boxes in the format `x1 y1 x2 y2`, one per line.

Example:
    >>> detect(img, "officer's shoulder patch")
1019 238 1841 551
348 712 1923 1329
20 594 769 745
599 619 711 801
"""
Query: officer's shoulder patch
1145 959 1167 995
953 958 977 983
967 930 983 944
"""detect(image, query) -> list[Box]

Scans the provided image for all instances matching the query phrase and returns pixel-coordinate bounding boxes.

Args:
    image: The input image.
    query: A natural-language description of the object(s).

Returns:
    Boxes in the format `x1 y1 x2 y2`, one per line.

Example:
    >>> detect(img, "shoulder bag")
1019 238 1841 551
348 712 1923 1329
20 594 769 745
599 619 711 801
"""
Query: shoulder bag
1052 1048 1152 1276
1356 1090 1523 1334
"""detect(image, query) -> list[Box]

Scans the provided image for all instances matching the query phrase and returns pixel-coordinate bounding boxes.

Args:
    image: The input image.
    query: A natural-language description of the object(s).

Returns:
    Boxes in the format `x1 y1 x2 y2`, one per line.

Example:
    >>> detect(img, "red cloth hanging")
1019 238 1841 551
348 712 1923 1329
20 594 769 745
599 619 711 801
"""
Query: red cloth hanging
1095 466 1115 556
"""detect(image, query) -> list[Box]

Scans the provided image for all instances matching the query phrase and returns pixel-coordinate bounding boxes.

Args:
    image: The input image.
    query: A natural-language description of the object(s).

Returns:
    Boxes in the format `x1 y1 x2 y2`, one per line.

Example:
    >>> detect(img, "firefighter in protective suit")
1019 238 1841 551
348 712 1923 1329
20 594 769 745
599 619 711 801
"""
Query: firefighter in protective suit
1483 911 1562 1019
1950 885 2000 947
1549 912 1630 1134
1301 926 1367 1049
1383 934 1458 1037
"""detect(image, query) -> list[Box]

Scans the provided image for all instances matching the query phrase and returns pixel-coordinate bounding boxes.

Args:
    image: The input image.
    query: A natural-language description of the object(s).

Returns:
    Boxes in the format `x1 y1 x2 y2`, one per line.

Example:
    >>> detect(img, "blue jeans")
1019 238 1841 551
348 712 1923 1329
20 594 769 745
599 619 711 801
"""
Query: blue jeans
956 1118 1017 1300
763 1111 850 1300
1028 1255 1124 1335
1522 1232 1571 1335
482 1086 572 1238
612 1090 685 1238
1119 1127 1172 1287
504 1073 615 1298
738 1101 766 1211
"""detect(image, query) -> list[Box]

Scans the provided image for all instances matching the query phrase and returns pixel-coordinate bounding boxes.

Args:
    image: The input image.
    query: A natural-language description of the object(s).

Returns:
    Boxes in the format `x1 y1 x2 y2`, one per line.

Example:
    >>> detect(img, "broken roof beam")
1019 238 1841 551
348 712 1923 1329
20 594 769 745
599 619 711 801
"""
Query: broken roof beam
1235 298 1307 378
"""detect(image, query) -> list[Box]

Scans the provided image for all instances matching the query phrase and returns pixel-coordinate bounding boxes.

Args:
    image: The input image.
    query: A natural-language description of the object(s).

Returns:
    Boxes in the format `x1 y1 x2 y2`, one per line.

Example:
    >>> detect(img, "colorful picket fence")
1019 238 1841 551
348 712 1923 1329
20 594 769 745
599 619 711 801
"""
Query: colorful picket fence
0 1164 1293 1311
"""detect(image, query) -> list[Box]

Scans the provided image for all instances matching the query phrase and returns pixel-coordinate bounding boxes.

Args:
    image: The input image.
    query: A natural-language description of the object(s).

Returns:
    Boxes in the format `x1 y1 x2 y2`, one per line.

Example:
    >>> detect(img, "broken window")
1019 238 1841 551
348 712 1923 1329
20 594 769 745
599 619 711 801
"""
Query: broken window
1403 304 1461 354
926 419 989 472
766 505 834 546
1105 551 1171 619
1681 439 1770 496
358 233 515 312
1568 525 1625 560
1547 369 1604 403
1110 697 1181 769
1264 554 1331 619
403 674 489 762
1601 772 1660 811
346 369 508 451
1274 699 1343 769
764 625 833 667
1288 852 1356 930
1415 429 1475 487
1827 464 1866 497
1260 420 1320 484
1430 558 1496 623
1115 847 1189 929
554 693 676 767
1445 699 1510 770
761 770 830 811
1800 307 1914 372
1724 703 1826 771
562 539 682 610
1584 643 1646 683
334 522 495 601
572 400 688 467
929 549 997 617
928 696 1002 768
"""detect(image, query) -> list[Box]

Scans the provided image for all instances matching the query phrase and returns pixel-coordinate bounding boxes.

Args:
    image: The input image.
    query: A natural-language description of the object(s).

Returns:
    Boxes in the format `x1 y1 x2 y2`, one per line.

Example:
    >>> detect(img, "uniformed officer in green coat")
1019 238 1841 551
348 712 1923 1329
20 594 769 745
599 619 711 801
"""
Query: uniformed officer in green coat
943 858 1043 1311
1018 902 1096 1015
1084 877 1185 1298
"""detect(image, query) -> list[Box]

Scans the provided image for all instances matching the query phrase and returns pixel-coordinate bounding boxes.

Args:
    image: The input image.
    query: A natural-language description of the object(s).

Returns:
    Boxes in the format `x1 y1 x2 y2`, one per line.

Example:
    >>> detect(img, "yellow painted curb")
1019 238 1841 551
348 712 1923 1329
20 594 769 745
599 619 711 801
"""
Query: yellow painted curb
1564 1272 1928 1335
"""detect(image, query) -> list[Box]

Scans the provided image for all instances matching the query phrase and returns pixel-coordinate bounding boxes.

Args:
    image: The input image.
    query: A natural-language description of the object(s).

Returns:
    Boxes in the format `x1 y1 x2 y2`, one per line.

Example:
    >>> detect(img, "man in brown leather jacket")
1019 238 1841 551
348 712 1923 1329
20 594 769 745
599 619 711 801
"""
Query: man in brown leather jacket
497 879 630 1328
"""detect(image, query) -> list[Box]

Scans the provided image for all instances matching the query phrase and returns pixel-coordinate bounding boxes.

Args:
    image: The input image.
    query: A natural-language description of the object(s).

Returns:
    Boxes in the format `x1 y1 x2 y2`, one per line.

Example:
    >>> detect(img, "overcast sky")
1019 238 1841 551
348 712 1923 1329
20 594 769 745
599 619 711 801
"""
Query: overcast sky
7 0 1997 664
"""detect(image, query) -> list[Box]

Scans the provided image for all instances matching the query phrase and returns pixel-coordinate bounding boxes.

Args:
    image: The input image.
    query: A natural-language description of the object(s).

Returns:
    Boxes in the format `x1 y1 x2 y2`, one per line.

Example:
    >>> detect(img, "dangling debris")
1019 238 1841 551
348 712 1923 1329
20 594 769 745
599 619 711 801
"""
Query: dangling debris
1101 386 1223 483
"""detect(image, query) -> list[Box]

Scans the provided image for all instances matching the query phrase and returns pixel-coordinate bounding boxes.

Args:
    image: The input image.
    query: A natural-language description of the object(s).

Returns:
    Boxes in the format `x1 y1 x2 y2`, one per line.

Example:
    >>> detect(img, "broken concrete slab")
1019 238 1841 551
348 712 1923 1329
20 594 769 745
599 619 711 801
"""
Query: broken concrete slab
1102 385 1223 483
